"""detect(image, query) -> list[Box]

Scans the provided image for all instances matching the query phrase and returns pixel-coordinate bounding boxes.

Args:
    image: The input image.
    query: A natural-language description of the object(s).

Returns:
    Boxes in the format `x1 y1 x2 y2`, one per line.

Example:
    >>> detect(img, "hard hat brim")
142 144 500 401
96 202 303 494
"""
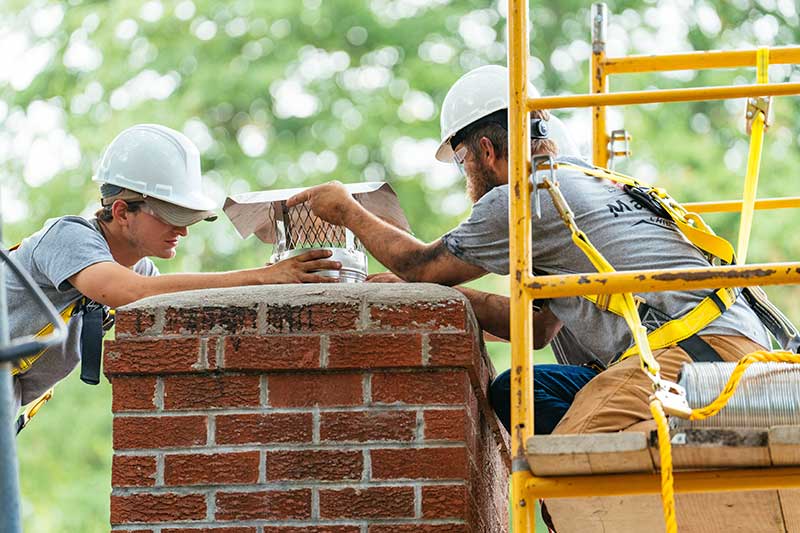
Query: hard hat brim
145 197 217 227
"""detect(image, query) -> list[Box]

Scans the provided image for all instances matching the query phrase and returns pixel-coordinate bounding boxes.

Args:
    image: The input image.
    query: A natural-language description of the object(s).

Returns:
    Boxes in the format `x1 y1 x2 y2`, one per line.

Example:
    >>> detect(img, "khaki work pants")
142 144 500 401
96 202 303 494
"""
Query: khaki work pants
553 335 768 434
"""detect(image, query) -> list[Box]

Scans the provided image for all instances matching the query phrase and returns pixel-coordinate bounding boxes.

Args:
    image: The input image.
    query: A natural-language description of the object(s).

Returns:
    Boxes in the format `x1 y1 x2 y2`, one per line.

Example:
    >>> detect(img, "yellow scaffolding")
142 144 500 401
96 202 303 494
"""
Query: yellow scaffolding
506 2 800 531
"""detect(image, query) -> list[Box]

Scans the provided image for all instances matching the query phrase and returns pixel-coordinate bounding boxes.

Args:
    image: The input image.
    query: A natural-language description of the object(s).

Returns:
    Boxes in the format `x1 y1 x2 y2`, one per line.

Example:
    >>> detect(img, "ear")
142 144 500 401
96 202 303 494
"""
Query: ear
478 136 496 163
110 200 131 227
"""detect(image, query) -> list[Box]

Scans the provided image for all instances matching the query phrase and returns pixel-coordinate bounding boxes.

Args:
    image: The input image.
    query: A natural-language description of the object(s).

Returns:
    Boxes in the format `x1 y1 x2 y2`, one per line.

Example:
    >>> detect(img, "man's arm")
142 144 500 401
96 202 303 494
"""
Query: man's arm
287 182 486 285
455 287 562 349
69 249 340 308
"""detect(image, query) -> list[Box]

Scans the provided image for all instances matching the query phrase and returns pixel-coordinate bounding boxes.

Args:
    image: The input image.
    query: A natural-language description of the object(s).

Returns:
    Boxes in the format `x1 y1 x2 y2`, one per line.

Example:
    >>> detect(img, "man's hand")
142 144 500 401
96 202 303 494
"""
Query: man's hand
286 181 362 227
366 272 405 283
263 249 342 284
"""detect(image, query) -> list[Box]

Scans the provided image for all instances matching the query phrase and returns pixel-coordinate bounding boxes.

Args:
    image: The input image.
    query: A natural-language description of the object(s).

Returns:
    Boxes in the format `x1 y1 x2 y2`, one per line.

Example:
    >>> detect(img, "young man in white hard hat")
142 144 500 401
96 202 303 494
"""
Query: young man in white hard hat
7 123 340 422
286 65 771 435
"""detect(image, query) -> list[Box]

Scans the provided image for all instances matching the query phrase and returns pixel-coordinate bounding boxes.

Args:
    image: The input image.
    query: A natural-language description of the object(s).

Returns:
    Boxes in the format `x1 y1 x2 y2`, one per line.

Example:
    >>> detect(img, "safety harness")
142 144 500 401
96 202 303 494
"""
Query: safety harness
8 242 114 433
531 157 800 368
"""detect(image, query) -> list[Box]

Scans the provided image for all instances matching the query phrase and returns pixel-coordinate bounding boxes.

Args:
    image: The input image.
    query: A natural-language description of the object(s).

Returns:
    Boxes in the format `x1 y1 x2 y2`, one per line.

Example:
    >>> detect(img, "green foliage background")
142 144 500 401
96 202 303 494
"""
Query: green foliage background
2 0 799 531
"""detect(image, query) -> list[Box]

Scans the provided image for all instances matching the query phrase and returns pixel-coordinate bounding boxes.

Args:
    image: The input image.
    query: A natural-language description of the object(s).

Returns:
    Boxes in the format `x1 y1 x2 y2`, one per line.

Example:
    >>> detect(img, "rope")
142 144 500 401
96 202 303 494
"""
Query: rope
650 399 678 533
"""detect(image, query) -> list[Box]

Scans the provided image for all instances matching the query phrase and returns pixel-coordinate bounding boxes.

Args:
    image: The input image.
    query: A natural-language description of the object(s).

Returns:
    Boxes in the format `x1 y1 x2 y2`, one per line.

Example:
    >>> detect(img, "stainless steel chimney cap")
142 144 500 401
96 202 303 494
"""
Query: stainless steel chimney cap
223 182 410 283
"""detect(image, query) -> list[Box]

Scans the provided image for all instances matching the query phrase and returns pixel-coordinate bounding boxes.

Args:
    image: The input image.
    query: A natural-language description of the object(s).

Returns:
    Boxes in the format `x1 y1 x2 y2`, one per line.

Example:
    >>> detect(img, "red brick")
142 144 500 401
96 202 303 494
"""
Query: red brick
111 377 157 412
264 526 361 533
263 302 360 333
215 489 310 520
320 486 414 519
112 455 156 487
372 371 469 405
368 301 467 330
269 373 362 407
163 375 260 410
105 338 201 375
223 336 320 370
216 413 312 445
164 451 259 485
328 333 422 368
423 484 469 519
424 409 470 441
428 333 476 366
114 530 154 533
369 526 467 533
320 410 416 442
114 309 157 337
165 526 258 533
111 493 206 523
267 450 362 481
113 416 206 449
164 305 257 335
372 447 469 480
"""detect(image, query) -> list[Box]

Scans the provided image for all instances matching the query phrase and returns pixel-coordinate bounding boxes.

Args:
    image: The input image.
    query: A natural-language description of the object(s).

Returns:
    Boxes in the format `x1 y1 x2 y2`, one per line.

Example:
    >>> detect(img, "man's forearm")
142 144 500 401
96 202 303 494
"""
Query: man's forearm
455 287 562 348
94 269 266 308
456 286 510 340
345 206 441 281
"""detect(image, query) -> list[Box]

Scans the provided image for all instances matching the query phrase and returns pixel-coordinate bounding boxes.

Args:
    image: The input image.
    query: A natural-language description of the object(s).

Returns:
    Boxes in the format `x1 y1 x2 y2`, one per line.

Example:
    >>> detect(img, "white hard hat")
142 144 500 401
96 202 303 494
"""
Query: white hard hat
435 64 581 162
93 124 218 215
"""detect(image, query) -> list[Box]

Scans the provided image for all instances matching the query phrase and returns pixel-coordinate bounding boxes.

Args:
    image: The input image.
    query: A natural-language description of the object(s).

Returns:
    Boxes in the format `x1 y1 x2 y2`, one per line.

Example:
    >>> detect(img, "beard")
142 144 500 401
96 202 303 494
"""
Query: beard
466 158 499 203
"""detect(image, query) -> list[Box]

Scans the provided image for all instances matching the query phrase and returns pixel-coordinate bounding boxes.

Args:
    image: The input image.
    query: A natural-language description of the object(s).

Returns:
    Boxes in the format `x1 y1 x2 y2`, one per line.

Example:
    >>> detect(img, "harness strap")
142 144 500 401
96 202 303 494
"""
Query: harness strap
559 162 736 264
552 161 800 358
537 162 745 366
10 302 79 376
8 241 114 433
582 288 736 362
736 47 770 264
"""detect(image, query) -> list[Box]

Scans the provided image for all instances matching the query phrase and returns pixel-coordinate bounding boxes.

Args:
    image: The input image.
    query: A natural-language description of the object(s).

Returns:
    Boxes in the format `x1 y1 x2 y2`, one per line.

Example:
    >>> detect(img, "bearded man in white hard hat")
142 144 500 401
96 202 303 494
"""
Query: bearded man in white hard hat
287 65 770 436
6 124 340 428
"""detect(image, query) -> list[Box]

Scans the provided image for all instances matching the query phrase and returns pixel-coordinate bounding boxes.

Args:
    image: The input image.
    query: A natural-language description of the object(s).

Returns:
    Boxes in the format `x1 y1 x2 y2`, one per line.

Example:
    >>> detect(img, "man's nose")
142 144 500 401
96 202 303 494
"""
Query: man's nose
174 225 188 236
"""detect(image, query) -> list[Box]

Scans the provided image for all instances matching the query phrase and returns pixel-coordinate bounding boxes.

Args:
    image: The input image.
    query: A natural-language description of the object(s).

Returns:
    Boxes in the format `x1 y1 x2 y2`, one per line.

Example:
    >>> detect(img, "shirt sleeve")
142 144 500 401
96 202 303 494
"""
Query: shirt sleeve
133 258 160 277
441 187 511 275
31 217 115 292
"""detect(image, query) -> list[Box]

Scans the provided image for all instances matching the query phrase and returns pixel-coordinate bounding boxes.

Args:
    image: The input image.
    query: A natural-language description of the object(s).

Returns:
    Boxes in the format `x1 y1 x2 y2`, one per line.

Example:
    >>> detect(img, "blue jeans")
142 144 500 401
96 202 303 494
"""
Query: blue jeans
489 364 600 434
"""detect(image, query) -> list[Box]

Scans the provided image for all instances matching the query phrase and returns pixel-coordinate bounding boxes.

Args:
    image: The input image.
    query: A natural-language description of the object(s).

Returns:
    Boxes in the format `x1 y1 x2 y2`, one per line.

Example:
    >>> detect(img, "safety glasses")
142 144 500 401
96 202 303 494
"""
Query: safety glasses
453 145 468 177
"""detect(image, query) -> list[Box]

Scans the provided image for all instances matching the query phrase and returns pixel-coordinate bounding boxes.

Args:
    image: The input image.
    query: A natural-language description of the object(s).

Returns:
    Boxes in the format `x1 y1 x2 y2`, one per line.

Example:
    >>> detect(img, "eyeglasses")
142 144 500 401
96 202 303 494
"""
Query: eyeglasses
453 145 468 177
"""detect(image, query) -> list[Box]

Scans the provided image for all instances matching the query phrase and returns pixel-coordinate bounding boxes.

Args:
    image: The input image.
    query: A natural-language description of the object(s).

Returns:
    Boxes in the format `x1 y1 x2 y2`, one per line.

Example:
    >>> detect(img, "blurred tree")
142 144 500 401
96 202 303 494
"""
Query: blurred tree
2 0 799 530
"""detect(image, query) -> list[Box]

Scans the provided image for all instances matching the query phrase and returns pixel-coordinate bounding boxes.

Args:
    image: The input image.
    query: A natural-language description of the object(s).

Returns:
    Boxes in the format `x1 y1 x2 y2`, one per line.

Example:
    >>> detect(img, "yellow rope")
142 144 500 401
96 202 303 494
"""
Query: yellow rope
651 399 678 533
652 349 800 532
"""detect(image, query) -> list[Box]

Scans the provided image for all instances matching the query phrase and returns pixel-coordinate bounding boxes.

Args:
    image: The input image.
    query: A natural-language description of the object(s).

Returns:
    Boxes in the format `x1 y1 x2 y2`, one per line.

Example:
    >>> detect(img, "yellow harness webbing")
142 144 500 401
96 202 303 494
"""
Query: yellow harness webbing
550 162 742 365
538 172 660 377
11 302 78 376
558 162 736 263
7 242 80 377
584 287 737 362
736 47 770 264
7 242 79 432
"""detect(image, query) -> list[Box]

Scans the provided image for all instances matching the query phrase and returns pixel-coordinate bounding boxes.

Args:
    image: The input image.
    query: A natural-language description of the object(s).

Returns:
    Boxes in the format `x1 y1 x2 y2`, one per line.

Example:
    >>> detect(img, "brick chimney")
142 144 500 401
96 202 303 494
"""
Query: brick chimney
105 284 509 533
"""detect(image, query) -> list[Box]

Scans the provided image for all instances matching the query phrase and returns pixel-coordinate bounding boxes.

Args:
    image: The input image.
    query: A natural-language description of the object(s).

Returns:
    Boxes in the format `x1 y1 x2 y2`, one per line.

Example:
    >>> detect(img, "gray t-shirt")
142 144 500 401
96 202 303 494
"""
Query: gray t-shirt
442 156 770 365
7 216 158 408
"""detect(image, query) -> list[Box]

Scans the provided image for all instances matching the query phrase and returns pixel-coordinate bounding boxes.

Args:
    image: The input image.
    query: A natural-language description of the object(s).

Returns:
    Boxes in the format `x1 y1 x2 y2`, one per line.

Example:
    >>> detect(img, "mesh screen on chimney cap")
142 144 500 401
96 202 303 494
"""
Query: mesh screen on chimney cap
223 182 411 283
